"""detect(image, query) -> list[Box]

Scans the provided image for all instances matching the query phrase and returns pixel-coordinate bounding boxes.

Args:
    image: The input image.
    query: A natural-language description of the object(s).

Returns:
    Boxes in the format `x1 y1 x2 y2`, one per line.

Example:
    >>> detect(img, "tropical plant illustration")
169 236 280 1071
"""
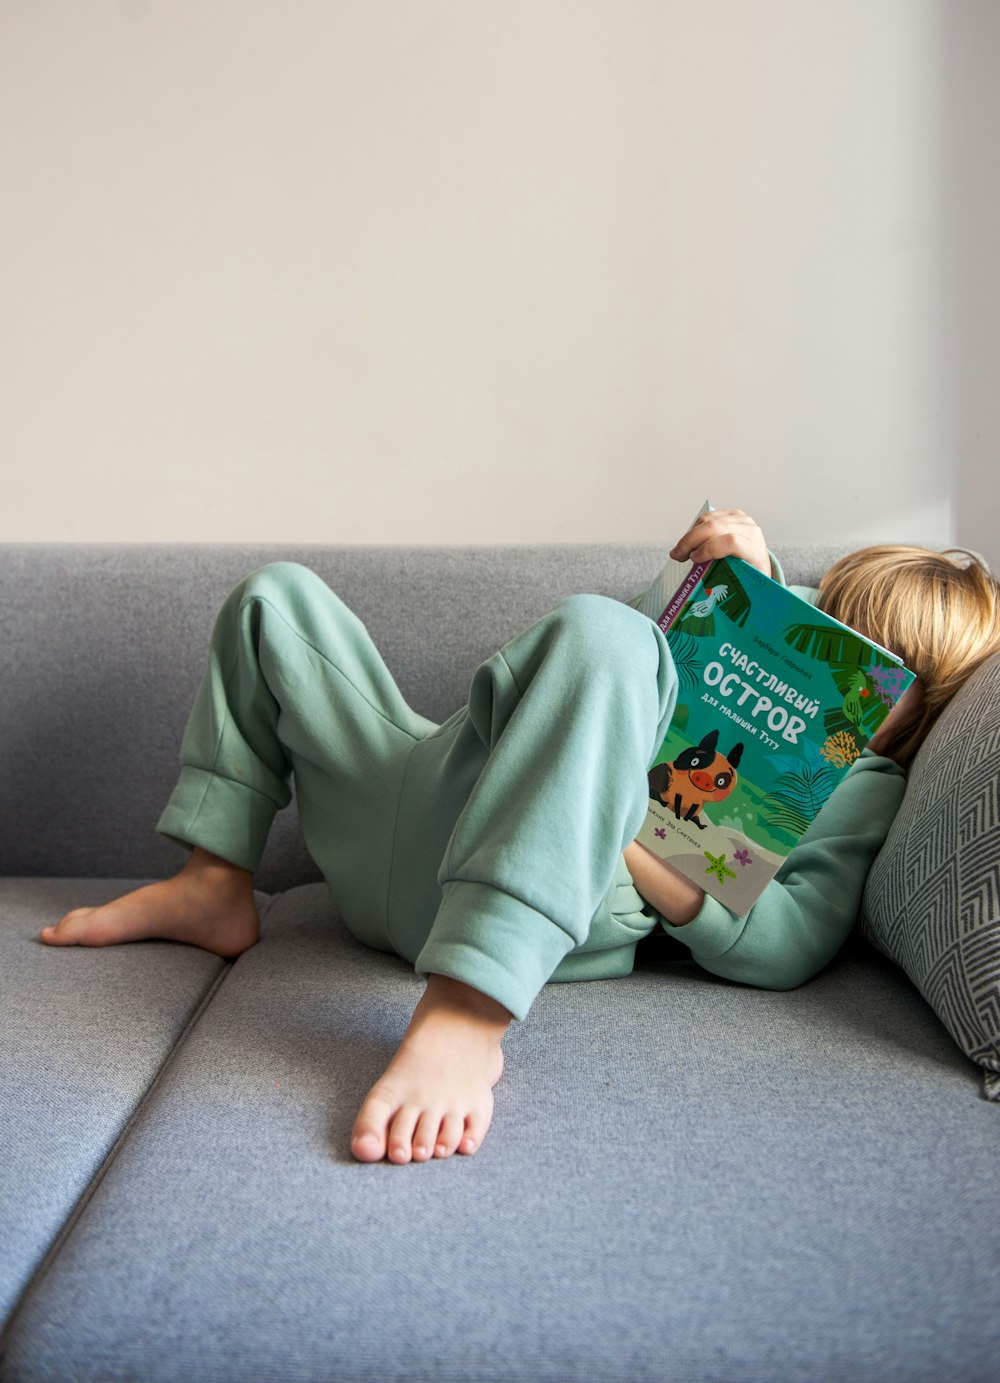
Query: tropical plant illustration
820 731 862 769
667 631 705 693
783 622 901 747
763 761 836 837
869 662 911 707
783 622 897 669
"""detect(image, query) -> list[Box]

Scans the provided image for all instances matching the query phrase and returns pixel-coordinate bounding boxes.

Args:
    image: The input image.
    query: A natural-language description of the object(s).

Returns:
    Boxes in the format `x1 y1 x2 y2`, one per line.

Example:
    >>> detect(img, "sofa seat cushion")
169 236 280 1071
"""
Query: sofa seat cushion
2 883 997 1383
863 651 1000 1100
0 878 249 1328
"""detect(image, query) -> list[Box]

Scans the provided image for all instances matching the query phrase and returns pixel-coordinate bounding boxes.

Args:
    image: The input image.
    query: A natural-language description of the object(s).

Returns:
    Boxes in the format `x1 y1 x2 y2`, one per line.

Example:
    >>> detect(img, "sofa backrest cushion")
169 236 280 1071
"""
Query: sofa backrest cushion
0 541 853 889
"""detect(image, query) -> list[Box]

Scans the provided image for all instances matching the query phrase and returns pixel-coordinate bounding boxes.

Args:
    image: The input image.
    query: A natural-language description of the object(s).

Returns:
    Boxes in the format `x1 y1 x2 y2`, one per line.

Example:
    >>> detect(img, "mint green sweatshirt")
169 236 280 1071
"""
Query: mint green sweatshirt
658 748 905 988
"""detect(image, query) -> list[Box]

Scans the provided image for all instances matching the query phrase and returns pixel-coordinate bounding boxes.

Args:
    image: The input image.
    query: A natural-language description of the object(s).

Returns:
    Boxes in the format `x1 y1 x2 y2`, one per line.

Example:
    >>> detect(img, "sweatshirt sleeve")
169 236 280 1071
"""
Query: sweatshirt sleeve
660 750 907 990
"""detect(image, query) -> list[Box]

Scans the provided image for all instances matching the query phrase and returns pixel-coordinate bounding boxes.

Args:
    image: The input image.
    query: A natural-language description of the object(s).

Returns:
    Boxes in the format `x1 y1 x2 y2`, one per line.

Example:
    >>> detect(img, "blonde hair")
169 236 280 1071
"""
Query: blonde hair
818 545 1000 768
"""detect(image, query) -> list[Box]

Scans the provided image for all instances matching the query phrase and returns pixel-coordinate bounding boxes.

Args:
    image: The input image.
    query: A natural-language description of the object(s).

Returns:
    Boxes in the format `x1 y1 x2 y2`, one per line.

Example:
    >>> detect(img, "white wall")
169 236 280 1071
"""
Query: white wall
946 0 1000 570
1 0 985 552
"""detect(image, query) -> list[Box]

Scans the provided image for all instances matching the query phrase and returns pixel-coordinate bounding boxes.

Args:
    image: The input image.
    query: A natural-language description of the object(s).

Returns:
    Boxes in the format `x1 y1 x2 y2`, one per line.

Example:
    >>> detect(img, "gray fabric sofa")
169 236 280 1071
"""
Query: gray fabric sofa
1 541 997 1383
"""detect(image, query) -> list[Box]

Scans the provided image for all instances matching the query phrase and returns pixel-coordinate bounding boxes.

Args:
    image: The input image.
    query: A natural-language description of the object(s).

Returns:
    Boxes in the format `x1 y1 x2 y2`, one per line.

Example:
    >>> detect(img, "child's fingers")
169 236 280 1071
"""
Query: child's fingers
669 509 770 576
669 508 752 556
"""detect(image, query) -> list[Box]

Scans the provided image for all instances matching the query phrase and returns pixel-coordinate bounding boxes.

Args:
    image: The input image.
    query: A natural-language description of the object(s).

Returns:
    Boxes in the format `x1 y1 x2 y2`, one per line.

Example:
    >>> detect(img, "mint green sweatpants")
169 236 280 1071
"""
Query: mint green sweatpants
156 562 678 1019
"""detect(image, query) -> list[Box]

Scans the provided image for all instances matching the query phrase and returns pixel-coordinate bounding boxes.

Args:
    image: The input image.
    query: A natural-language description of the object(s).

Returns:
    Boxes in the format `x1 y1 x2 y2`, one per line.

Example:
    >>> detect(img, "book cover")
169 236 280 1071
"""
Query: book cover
636 556 916 916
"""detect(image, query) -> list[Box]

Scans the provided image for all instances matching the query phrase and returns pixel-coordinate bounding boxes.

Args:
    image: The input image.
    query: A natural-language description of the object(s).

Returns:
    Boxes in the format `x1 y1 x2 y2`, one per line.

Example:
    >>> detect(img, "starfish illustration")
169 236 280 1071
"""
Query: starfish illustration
654 827 666 839
734 849 752 867
703 851 736 884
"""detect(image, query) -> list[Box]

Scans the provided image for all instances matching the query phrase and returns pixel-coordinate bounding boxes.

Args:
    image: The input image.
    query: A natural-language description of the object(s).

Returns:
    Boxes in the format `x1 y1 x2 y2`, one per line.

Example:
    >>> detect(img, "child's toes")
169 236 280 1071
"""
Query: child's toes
40 910 93 945
433 1112 466 1159
386 1106 420 1164
458 1105 492 1156
350 1092 395 1162
411 1110 446 1162
350 1127 385 1162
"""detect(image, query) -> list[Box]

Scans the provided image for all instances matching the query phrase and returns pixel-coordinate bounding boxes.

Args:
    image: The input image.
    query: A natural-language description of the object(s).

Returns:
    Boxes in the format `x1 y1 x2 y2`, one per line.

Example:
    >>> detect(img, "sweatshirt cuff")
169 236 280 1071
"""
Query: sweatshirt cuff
662 892 746 960
156 766 278 873
414 880 577 1021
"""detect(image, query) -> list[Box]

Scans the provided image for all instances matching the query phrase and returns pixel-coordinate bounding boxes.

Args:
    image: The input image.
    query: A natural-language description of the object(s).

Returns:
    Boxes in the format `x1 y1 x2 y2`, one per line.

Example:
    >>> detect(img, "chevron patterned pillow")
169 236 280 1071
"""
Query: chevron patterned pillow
862 652 1000 1101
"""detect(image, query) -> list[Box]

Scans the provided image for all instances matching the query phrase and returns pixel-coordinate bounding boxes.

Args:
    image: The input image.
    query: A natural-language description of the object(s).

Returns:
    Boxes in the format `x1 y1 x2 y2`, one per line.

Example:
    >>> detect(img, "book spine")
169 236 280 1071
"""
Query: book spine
656 561 710 633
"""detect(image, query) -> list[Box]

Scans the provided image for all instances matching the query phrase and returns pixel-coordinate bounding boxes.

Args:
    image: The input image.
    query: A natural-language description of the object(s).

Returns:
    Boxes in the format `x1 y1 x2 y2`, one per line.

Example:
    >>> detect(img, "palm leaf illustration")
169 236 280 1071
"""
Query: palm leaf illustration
763 764 836 836
783 622 897 669
667 631 705 693
709 559 752 626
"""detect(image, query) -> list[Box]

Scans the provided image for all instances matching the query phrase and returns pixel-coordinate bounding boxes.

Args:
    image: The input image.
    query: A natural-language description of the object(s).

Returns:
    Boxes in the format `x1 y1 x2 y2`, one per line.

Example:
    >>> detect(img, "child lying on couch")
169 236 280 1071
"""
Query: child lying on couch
41 509 1000 1164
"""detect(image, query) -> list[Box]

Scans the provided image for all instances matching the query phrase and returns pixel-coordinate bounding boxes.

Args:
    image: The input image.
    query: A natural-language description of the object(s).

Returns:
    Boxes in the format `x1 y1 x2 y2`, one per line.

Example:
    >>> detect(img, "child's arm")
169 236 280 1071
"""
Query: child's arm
623 840 705 925
629 751 907 990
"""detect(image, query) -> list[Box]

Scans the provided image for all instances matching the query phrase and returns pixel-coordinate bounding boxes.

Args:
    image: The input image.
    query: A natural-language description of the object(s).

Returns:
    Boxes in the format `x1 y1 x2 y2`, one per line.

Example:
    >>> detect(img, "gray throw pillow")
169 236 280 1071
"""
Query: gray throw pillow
861 652 1000 1101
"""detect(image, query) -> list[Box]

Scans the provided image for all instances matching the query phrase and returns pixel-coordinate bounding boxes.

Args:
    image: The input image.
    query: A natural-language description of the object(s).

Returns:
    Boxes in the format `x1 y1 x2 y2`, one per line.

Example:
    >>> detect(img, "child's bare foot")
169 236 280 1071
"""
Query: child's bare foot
351 974 510 1165
40 847 259 958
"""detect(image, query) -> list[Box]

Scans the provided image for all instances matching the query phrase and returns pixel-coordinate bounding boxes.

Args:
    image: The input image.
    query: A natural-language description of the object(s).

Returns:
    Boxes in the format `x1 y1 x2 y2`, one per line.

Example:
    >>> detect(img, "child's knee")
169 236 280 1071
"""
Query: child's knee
551 593 659 665
548 594 678 735
225 561 332 623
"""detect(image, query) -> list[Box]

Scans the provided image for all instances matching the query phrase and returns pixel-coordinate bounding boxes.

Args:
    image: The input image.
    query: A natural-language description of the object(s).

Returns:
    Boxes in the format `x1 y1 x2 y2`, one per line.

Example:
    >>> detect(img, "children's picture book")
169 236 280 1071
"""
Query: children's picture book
635 537 916 917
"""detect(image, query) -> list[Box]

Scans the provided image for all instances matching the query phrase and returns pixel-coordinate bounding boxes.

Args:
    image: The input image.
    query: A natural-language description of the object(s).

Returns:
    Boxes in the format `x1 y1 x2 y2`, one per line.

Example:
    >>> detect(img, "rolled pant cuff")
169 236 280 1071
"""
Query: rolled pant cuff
156 766 279 874
413 880 576 1021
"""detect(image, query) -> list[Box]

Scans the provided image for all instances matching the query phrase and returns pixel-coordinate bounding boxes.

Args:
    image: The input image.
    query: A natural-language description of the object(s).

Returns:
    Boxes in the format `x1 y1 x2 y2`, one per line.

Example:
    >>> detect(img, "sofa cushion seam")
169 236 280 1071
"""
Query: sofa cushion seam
0 893 281 1350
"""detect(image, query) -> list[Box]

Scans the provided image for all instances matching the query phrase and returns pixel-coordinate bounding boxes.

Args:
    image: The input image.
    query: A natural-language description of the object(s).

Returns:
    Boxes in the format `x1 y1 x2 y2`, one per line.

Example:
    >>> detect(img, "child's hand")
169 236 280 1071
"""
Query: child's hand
669 508 771 577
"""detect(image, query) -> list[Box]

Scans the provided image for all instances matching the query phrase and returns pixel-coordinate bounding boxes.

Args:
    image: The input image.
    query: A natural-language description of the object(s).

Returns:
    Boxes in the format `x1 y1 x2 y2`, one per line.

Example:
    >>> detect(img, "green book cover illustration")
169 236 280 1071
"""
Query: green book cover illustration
636 557 916 917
